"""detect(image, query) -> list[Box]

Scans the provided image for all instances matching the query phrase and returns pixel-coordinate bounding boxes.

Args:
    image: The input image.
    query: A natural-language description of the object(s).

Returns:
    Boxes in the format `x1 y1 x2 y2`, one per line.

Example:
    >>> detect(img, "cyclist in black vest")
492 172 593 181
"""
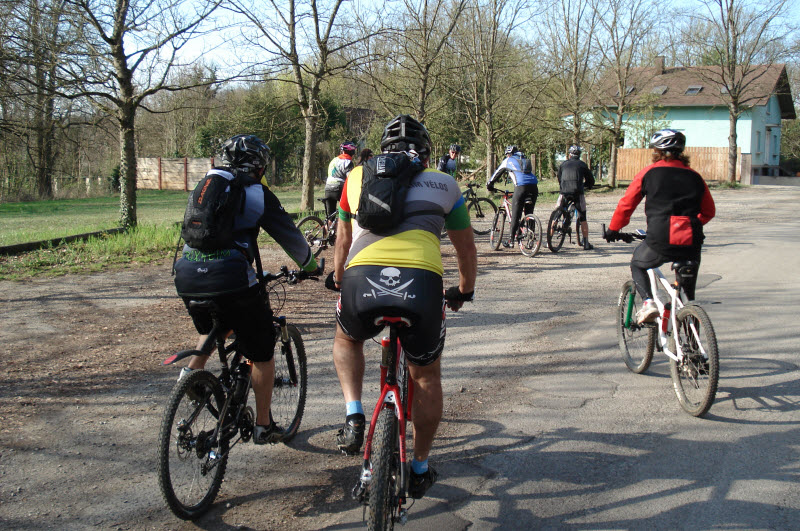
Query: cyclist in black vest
437 144 461 177
173 135 318 445
605 129 715 324
557 145 595 250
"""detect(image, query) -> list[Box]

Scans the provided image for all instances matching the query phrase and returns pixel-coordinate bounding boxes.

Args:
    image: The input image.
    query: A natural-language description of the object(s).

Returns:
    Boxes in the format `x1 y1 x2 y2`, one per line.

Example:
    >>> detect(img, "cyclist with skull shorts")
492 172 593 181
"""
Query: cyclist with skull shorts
327 115 478 500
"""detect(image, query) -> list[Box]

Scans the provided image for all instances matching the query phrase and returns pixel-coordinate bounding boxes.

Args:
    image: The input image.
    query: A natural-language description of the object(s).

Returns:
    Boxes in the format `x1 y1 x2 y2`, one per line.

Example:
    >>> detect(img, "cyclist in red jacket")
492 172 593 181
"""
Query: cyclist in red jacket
605 129 715 324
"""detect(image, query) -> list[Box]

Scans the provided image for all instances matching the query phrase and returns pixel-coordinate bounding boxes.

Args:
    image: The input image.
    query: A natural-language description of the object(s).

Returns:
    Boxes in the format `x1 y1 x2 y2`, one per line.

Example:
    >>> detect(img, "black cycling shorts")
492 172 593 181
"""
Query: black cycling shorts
336 265 445 367
557 193 587 221
183 284 276 362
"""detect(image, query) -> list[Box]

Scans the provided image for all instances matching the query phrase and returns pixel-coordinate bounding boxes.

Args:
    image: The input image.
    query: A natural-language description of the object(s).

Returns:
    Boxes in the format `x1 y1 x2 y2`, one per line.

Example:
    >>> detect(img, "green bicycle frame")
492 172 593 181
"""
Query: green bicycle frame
624 291 635 328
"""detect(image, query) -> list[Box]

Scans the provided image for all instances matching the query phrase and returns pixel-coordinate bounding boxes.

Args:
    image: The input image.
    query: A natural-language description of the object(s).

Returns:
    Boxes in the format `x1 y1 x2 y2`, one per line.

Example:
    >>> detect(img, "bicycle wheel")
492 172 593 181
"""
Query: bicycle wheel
158 370 228 520
547 209 567 253
271 323 307 442
617 281 656 374
468 197 498 235
518 214 542 257
368 407 400 531
489 210 506 250
575 211 584 248
670 305 719 417
296 215 327 257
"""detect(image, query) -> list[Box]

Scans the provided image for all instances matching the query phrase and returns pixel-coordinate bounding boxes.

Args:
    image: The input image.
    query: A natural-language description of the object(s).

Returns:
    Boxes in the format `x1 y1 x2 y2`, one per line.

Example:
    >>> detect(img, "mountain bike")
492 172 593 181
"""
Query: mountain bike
351 293 469 530
488 189 542 257
296 198 337 257
546 194 583 252
458 183 498 236
157 263 322 520
605 228 719 417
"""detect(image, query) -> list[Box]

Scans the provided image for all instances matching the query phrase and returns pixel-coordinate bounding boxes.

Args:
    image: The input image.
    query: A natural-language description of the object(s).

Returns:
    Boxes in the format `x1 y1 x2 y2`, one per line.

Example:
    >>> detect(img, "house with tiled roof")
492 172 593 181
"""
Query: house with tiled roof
594 57 795 182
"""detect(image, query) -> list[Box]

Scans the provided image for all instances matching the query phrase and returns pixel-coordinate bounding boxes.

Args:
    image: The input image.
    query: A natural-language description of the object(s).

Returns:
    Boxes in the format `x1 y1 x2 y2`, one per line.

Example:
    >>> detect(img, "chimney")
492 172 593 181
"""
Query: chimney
655 56 665 74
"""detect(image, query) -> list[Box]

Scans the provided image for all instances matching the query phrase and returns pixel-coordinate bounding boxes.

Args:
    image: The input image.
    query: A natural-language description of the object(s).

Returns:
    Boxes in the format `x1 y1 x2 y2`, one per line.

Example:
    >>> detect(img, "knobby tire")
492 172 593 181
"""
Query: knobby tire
296 215 327 257
271 324 307 442
617 281 655 374
468 197 498 235
367 407 400 531
547 209 567 253
518 214 542 257
489 210 506 251
670 305 719 417
158 370 228 520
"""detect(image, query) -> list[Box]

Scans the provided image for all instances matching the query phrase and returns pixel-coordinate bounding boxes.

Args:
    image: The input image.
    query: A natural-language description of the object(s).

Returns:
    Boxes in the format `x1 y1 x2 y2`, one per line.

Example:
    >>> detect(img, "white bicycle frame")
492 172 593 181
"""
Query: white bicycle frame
645 267 706 363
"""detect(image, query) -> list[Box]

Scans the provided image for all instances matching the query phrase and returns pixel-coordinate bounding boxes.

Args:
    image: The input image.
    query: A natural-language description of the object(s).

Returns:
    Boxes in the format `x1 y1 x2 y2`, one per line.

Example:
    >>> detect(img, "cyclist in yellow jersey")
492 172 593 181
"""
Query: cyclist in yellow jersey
326 115 477 499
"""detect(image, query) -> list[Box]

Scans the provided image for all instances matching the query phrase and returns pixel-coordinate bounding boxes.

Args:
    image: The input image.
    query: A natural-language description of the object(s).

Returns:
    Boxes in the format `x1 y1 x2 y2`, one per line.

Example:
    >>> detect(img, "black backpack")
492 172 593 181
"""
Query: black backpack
520 155 533 174
180 169 247 251
355 153 425 233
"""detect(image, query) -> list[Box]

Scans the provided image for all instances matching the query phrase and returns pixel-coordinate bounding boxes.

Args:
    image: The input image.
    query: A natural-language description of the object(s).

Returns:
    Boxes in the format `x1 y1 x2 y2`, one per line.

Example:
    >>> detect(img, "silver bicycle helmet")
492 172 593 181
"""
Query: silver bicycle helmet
649 129 686 152
380 115 431 159
219 135 270 171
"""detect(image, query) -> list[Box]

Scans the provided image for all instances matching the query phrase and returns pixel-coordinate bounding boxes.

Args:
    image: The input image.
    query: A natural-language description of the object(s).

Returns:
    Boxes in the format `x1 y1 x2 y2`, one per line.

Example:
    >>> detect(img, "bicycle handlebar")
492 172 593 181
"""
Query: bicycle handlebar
263 258 325 285
602 224 645 243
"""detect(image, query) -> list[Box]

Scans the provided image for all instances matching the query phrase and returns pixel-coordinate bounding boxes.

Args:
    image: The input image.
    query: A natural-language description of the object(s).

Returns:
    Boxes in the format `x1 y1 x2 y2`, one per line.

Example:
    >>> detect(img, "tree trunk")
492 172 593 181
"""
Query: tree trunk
609 142 618 189
299 114 318 212
118 110 138 228
728 105 738 183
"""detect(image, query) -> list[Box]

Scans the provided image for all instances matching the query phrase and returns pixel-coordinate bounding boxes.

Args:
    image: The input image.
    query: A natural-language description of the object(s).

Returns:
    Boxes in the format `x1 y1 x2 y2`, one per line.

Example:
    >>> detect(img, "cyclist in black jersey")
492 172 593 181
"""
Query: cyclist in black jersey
173 135 318 445
436 143 461 177
557 145 595 250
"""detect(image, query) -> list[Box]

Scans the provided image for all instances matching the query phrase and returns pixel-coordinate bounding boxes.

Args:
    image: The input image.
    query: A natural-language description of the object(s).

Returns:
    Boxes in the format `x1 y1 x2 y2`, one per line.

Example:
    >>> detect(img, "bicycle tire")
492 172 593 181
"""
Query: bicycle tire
158 370 228 520
296 215 327 257
574 208 584 248
489 210 506 250
518 214 542 257
367 407 400 531
271 323 307 442
670 305 719 417
547 209 567 253
617 281 656 374
468 197 498 236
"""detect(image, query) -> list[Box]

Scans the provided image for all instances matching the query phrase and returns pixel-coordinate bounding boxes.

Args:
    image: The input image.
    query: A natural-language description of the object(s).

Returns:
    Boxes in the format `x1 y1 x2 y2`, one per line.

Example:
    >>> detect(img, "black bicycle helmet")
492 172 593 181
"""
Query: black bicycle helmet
649 129 686 152
505 145 519 156
449 144 462 153
219 135 270 172
568 145 582 158
380 115 431 159
340 142 357 156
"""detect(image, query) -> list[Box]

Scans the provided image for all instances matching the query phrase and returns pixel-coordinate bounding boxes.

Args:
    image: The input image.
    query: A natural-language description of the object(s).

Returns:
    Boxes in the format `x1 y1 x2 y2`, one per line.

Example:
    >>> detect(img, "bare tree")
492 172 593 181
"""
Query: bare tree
453 0 544 181
540 0 601 147
357 0 468 122
682 0 797 182
229 0 380 211
591 0 657 187
59 0 222 227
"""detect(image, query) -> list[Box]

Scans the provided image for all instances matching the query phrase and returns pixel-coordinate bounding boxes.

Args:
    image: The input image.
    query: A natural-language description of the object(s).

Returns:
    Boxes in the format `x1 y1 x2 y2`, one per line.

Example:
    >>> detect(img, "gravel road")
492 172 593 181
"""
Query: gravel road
1 184 798 530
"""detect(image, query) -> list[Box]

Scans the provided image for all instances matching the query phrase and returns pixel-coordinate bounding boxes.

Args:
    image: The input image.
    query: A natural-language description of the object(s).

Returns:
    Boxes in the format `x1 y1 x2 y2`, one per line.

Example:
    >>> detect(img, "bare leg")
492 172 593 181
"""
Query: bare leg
188 335 210 370
251 359 275 426
581 220 590 242
332 325 365 403
407 359 442 462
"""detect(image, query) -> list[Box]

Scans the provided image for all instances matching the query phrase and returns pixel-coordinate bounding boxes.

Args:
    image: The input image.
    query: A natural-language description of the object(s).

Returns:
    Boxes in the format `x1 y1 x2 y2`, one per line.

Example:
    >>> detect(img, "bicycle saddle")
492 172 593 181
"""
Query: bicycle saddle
671 261 698 277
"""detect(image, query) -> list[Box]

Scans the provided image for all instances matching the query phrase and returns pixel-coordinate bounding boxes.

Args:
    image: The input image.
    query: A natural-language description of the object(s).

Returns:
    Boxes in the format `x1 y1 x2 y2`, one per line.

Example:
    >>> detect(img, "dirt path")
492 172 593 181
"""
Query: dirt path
1 185 796 529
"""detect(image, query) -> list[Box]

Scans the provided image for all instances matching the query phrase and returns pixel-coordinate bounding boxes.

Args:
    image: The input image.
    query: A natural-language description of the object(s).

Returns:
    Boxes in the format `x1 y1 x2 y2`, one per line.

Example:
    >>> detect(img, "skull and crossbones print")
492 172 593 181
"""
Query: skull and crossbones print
364 267 416 299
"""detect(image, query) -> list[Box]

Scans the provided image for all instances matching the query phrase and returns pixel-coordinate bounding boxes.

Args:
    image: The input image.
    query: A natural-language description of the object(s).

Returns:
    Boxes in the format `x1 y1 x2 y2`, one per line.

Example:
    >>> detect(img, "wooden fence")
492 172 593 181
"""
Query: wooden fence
616 147 750 183
138 157 216 191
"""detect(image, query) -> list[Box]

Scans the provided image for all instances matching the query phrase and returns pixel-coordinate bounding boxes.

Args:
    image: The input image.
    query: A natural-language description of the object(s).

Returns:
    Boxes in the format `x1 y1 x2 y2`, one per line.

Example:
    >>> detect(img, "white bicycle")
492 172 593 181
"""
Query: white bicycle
606 228 719 417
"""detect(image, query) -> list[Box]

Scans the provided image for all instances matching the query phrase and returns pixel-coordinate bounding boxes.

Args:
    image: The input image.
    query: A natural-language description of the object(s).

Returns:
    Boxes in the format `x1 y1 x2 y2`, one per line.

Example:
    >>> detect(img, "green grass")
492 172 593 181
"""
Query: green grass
0 188 306 247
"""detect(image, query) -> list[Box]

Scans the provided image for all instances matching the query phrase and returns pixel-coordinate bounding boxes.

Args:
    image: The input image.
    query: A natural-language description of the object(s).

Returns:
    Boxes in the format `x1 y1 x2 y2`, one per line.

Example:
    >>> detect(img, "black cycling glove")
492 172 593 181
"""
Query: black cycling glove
604 229 619 242
445 286 474 302
324 271 340 292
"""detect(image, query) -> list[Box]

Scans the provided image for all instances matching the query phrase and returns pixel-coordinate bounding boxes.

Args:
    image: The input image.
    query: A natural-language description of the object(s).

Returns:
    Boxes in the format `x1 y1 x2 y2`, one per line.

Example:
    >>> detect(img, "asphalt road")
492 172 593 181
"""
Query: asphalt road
1 185 798 530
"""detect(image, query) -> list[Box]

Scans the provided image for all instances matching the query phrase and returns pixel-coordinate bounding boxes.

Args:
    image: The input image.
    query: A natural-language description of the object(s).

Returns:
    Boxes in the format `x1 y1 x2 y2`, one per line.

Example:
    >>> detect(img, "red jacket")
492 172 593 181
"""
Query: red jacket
609 159 715 255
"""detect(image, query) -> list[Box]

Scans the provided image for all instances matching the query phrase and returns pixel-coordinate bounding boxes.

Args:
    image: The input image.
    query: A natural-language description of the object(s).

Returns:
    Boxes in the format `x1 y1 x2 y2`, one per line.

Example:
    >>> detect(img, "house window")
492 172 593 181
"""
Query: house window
685 85 703 95
719 86 729 94
773 134 778 161
652 85 668 95
756 131 762 154
615 86 635 97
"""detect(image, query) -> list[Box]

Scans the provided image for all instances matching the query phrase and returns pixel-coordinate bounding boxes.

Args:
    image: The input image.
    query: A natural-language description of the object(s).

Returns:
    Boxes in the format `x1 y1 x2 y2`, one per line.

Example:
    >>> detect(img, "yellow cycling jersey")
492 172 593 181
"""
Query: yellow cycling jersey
339 165 469 276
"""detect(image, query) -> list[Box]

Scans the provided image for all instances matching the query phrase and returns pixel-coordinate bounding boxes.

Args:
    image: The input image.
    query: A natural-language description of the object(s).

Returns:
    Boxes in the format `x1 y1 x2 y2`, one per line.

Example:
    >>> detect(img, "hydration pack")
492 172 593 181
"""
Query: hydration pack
520 155 533 174
180 169 246 251
355 153 424 233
